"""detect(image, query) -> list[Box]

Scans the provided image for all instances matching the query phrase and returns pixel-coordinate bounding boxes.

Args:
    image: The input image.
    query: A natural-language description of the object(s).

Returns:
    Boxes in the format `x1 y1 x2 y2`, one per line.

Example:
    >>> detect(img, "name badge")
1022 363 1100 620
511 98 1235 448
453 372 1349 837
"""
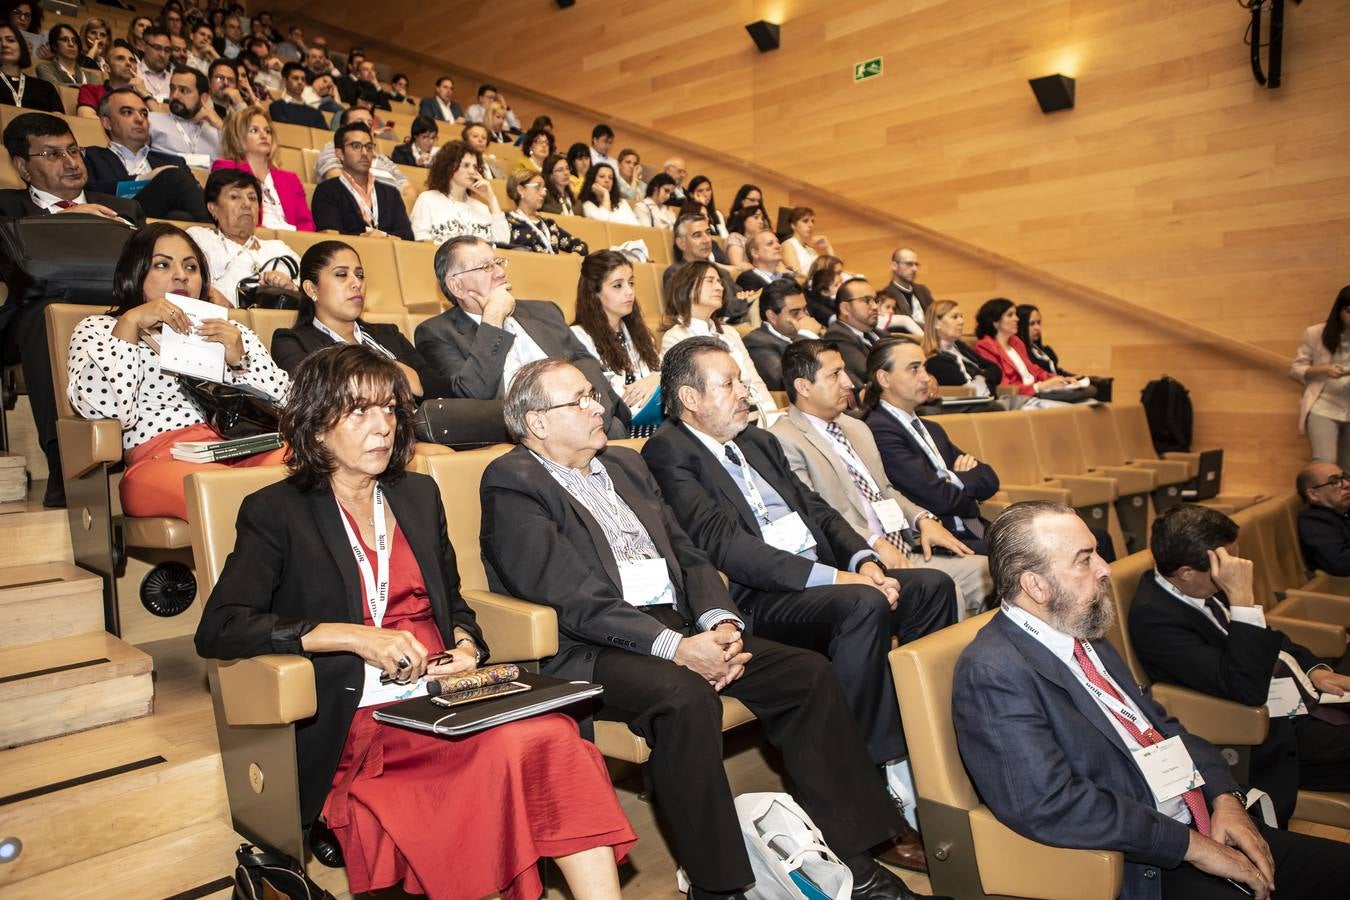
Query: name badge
1133 735 1206 804
619 557 675 607
181 152 212 169
761 511 817 555
872 498 909 535
1266 677 1308 718
358 663 429 709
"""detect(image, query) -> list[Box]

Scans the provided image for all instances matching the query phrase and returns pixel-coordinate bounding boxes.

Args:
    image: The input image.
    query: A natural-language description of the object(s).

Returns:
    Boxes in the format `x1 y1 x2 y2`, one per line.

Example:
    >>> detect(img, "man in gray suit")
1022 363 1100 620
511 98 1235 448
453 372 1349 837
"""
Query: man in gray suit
742 279 817 391
879 247 934 337
769 340 991 615
413 235 629 437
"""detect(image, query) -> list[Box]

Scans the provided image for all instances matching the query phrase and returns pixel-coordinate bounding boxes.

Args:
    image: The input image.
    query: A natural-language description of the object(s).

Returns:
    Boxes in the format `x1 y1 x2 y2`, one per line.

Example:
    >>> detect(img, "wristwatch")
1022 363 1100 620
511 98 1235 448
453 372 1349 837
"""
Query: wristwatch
1226 789 1247 809
456 636 485 666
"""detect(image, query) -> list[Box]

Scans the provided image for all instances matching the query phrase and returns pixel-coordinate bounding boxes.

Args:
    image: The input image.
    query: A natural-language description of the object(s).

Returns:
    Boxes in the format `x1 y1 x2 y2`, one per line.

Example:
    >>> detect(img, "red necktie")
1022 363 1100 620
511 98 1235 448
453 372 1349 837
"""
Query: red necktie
1073 639 1211 836
54 200 75 209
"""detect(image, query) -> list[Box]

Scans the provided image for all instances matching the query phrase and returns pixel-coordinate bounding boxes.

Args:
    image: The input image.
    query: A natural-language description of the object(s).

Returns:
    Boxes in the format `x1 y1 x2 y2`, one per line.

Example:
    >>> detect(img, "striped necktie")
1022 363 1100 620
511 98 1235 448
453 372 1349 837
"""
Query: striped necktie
823 421 906 550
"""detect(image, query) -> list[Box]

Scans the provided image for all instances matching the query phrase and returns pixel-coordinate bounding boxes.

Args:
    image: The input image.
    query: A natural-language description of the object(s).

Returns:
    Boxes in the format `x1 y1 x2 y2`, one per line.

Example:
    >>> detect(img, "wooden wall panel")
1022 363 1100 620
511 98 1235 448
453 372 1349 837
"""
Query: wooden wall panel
269 0 1350 493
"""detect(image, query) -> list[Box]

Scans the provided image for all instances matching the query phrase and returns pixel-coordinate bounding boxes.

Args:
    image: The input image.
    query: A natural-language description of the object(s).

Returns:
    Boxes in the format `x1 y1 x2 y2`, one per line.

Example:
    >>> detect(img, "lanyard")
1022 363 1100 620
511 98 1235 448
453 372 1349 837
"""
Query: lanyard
339 172 379 228
509 211 555 254
727 445 771 523
336 484 391 628
2 73 25 105
171 117 201 153
313 318 397 360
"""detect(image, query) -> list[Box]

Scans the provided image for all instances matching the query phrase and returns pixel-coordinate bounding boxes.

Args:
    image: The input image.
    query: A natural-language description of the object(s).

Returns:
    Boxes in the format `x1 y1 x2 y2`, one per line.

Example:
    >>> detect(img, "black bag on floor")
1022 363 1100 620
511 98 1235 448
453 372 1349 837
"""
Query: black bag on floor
232 843 335 900
1140 375 1193 453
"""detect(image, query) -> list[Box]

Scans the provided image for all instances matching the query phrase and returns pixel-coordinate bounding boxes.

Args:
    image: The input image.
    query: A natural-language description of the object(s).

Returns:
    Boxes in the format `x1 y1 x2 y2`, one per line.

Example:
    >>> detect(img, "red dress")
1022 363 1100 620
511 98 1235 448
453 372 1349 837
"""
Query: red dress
322 515 636 899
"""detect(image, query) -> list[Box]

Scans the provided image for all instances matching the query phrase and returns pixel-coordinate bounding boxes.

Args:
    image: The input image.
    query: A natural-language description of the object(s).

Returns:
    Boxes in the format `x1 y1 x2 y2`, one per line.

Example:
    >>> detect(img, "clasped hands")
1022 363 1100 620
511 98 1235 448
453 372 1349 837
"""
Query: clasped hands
675 623 751 692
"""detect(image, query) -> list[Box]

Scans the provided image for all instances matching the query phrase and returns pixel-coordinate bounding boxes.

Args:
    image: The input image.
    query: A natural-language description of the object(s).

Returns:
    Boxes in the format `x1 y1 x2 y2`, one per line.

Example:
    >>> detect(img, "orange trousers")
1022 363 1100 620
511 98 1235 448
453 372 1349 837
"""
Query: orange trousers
120 422 288 520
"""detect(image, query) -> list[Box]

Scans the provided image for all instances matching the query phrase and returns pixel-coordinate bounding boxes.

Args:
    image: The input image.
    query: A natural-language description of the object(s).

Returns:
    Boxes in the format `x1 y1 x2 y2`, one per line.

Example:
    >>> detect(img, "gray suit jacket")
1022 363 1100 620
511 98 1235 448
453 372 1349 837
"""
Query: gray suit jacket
769 406 929 549
413 299 628 437
954 610 1238 900
741 323 803 391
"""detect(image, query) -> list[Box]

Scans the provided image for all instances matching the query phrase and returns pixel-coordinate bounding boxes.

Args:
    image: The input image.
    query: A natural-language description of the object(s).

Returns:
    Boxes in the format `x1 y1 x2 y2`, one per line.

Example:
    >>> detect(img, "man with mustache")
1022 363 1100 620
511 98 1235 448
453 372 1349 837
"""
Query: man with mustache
953 501 1350 900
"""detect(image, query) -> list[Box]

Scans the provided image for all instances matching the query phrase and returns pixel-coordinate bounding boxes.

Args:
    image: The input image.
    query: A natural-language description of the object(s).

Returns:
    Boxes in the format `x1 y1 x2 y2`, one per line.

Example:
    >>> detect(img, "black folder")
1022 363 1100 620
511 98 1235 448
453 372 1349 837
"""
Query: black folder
372 672 603 737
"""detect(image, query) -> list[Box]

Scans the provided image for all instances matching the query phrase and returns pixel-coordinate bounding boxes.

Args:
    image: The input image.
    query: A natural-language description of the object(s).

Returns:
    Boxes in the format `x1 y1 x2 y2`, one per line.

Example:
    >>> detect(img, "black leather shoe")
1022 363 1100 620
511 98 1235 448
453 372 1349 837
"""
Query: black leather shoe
41 478 65 509
852 864 953 900
308 818 344 868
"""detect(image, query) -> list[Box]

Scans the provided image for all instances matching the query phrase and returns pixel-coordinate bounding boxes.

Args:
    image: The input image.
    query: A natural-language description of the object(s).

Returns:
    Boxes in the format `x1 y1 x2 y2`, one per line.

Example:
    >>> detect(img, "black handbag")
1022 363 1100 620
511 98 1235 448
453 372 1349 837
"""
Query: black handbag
232 843 335 900
1036 384 1098 404
0 213 135 307
179 377 282 439
414 398 509 449
236 255 304 310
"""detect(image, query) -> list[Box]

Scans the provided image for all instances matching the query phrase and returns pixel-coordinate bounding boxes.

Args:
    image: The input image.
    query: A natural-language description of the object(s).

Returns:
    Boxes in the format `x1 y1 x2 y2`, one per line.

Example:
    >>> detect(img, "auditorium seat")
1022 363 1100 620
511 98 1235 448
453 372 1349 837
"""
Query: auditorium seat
300 148 320 183
1108 404 1262 513
500 249 582 318
423 448 755 765
1073 404 1187 514
271 120 312 150
390 240 444 313
61 113 106 148
275 146 306 178
631 261 665 323
243 308 299 351
488 178 510 211
552 213 609 252
274 231 404 312
890 610 1124 900
185 463 558 862
606 221 673 265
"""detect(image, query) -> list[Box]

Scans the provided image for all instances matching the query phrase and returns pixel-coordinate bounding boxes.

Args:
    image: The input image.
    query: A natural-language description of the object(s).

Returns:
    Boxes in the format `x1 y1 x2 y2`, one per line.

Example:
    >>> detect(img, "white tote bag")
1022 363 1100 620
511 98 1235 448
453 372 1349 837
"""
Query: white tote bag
734 792 853 900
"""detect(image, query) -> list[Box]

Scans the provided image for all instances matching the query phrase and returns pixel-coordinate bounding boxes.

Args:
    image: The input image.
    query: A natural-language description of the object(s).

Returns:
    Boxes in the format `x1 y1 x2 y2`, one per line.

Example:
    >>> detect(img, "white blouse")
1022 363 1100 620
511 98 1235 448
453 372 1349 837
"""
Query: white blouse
783 236 818 276
571 322 654 395
635 198 677 230
67 314 290 451
258 170 294 232
189 227 300 307
660 318 776 413
410 191 510 245
581 198 640 225
1005 343 1035 385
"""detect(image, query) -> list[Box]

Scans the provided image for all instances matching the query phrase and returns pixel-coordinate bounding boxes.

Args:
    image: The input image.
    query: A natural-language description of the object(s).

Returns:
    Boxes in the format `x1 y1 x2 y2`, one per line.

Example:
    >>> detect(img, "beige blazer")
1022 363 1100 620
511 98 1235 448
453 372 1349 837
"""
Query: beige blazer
769 405 930 547
1291 323 1337 433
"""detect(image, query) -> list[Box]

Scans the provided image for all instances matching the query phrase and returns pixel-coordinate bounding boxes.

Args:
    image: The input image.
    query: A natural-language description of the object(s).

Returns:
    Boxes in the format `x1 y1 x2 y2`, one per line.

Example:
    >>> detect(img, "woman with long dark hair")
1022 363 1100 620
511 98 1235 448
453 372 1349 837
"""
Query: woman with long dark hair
270 241 448 399
724 204 771 272
972 298 1071 403
680 174 726 238
540 152 578 216
579 162 639 224
409 139 509 245
0 21 59 110
730 182 764 213
65 222 289 519
570 251 662 431
1293 286 1350 467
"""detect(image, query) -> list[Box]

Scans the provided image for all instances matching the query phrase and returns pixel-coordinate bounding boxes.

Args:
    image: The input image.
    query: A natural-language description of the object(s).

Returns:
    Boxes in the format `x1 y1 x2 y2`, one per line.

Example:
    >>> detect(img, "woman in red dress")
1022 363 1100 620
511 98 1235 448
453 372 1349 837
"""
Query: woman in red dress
196 344 635 899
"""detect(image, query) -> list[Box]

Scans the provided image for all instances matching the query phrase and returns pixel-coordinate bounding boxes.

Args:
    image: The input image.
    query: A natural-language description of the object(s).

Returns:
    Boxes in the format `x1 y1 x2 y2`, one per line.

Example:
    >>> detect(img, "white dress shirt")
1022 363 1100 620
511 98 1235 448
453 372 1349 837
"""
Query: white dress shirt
188 226 300 306
465 311 546 393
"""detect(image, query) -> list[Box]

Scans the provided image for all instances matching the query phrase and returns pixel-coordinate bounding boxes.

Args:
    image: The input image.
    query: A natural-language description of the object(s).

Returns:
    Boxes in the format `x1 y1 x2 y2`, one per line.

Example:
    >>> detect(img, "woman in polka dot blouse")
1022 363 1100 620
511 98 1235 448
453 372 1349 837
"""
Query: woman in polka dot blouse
66 222 290 520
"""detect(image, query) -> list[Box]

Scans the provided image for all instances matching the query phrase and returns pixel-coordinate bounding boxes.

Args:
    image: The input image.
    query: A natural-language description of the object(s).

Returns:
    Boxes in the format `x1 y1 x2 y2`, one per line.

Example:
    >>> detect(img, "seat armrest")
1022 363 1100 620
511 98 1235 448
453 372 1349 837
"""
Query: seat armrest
462 588 558 663
56 416 122 479
403 299 443 315
979 498 1010 519
1149 683 1268 745
1052 473 1119 505
1305 572 1350 596
1267 615 1348 660
1125 458 1194 484
967 805 1123 900
1090 465 1156 494
1272 593 1350 628
1000 483 1073 504
1160 451 1203 477
215 655 316 725
995 385 1019 397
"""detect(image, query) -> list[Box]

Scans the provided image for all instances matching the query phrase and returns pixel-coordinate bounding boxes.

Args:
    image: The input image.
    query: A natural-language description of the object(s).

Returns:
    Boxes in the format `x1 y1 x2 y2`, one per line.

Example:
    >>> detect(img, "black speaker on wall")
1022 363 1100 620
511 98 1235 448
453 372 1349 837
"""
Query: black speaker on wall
1028 74 1075 113
555 0 575 8
745 20 780 53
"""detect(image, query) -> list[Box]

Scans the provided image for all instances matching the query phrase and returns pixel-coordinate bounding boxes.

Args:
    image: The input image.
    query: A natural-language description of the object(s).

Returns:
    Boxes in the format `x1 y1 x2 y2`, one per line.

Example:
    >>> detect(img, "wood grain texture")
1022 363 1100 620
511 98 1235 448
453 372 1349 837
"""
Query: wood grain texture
264 0 1350 492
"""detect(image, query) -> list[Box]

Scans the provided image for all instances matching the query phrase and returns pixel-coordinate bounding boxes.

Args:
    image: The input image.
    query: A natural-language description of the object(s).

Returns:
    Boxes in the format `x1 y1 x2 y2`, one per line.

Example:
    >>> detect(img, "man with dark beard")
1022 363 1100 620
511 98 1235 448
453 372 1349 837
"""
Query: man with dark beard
148 68 222 168
952 501 1350 900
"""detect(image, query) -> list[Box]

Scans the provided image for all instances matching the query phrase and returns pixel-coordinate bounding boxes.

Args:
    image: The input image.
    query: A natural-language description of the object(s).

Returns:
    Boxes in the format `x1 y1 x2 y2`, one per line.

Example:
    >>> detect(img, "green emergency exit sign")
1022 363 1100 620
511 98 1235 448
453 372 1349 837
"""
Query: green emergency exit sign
854 57 883 82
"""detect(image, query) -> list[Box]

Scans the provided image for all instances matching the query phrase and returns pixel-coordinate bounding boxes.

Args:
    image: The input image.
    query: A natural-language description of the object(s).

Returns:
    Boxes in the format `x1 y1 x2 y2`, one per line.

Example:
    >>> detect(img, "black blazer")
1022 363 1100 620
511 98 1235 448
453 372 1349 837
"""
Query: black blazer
309 177 413 241
389 144 424 167
640 421 872 609
822 320 879 392
413 300 629 437
803 288 835 327
3 76 61 112
269 99 329 129
418 97 463 123
480 444 738 683
924 341 1002 388
1127 570 1317 824
194 473 486 824
741 323 801 391
880 280 934 319
0 187 145 225
270 320 450 398
865 405 998 529
1297 506 1350 577
83 146 190 195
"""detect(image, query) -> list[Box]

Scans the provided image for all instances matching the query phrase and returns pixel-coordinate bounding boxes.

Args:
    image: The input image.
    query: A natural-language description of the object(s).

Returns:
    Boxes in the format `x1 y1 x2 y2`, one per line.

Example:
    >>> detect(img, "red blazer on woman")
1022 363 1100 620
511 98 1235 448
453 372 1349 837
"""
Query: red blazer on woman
973 334 1054 396
210 158 315 231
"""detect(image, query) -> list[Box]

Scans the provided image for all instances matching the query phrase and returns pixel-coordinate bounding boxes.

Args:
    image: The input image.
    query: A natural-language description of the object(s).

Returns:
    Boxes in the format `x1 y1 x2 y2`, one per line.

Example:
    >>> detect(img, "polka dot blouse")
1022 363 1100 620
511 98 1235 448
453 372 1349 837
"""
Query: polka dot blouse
66 314 291 452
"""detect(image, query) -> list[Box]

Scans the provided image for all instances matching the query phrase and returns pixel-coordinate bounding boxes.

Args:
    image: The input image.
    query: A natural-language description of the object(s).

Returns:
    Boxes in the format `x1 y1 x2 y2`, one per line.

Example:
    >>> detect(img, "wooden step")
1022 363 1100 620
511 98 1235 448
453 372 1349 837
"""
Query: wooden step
2 819 243 899
0 738 225 886
0 632 153 748
0 563 105 648
0 506 73 566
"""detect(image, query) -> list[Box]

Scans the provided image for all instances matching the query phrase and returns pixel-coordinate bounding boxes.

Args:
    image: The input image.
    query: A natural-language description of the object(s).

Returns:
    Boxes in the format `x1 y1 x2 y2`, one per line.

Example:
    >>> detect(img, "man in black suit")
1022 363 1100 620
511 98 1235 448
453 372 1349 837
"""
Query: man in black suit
481 358 932 900
336 51 365 106
865 339 999 553
1296 462 1350 577
742 279 815 391
309 123 412 241
418 76 465 124
824 277 886 391
663 213 746 323
734 229 796 293
1129 504 1350 826
85 88 209 222
956 501 1350 900
879 247 934 337
642 337 959 870
413 236 629 437
0 113 145 508
268 63 330 129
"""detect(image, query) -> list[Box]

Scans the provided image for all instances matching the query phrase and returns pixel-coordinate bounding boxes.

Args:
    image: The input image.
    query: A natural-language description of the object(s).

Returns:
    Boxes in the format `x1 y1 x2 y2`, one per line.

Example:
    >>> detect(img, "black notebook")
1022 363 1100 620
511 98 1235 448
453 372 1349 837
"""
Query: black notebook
372 672 604 737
